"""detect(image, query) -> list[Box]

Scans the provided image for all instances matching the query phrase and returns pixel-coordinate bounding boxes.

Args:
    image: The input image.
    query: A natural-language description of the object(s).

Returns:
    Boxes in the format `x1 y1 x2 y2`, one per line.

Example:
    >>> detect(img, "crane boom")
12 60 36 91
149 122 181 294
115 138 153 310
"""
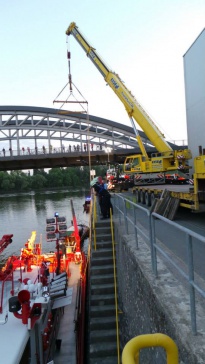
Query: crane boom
66 22 192 186
66 22 172 154
66 22 205 208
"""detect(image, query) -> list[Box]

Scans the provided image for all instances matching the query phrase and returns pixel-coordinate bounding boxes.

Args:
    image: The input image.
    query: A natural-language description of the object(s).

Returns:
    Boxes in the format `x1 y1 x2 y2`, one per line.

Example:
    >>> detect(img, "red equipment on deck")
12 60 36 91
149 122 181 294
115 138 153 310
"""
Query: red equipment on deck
70 199 82 264
0 234 13 254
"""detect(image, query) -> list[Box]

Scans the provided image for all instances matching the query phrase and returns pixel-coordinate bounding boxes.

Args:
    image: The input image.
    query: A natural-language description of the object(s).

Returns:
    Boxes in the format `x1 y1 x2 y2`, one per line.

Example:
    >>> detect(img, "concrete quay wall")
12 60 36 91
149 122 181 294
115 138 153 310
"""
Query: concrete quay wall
115 228 205 364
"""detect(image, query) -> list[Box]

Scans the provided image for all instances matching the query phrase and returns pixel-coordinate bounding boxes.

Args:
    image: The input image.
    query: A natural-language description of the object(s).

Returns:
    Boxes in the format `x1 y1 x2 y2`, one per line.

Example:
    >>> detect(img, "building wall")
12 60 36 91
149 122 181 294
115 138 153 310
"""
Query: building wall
183 29 205 175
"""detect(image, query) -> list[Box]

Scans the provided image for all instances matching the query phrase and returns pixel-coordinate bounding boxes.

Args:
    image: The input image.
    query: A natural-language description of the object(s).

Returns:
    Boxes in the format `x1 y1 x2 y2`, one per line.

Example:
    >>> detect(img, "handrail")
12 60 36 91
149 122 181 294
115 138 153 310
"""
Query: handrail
110 208 121 364
91 194 121 362
0 260 24 313
0 271 13 314
112 193 205 334
122 333 179 364
92 194 97 250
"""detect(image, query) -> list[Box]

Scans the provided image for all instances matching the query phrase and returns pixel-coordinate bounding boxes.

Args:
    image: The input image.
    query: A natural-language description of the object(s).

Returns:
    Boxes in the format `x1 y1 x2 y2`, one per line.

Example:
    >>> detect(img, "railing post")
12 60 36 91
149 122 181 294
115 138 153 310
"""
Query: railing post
150 214 158 277
133 206 139 250
118 195 122 226
186 233 197 335
124 199 129 235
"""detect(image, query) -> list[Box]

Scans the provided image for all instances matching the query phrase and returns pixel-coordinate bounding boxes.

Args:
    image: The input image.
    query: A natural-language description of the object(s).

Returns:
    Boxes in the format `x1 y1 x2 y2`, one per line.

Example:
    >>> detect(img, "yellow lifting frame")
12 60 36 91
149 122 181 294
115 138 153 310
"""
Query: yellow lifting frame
122 333 179 364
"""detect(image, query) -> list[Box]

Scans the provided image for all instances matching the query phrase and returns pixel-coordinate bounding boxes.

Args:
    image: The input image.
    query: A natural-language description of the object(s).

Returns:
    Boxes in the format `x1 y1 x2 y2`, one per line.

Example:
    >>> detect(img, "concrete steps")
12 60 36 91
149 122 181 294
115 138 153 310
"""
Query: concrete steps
88 219 118 364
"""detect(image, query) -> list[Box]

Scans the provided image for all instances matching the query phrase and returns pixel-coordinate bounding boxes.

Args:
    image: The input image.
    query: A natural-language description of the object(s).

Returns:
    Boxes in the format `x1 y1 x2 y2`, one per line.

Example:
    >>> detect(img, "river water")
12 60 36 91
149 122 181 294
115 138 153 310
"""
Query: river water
0 188 91 263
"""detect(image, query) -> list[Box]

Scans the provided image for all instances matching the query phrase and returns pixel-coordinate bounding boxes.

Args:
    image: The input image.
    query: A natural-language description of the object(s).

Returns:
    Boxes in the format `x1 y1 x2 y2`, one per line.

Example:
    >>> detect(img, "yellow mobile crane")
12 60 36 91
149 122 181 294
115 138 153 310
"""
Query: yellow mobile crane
66 22 192 186
66 22 205 211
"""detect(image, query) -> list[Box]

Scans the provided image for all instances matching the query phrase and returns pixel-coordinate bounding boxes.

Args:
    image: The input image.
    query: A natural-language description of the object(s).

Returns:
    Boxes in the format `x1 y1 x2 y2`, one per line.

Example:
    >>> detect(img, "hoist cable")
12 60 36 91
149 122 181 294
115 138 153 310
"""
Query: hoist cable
55 35 88 115
66 35 73 92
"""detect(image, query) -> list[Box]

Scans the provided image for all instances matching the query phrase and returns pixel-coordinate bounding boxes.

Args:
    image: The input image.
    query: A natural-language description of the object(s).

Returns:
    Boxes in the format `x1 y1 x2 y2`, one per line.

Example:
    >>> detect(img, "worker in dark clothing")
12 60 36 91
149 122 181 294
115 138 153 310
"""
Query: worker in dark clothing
92 183 113 219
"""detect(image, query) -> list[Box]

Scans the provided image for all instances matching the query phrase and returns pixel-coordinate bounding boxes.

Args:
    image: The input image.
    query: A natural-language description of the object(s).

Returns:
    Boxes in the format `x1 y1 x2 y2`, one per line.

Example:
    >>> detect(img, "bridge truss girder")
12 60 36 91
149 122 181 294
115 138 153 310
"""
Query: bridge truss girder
0 106 151 154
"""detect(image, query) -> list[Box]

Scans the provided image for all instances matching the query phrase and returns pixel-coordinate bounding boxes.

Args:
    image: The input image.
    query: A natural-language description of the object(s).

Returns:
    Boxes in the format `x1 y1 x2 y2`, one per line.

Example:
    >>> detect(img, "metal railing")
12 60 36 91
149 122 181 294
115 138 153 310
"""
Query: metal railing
90 195 121 363
0 146 91 157
111 193 205 335
110 208 121 364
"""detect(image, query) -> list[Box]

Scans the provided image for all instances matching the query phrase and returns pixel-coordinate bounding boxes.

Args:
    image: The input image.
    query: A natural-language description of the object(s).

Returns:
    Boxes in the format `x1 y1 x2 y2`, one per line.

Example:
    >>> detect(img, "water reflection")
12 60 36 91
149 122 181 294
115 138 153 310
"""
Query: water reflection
0 189 90 263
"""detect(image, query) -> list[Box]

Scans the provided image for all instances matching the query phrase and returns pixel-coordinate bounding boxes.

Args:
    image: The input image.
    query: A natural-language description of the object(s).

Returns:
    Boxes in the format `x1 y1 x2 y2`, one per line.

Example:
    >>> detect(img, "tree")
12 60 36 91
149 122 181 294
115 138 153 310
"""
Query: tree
47 169 64 187
0 164 108 192
31 174 47 189
1 176 13 191
10 171 30 191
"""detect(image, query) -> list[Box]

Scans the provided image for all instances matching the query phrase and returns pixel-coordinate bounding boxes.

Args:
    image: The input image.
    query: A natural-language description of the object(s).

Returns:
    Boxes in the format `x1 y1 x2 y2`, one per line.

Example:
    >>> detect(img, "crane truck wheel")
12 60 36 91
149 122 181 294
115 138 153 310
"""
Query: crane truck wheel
151 193 156 206
145 192 151 207
136 190 141 203
140 190 145 204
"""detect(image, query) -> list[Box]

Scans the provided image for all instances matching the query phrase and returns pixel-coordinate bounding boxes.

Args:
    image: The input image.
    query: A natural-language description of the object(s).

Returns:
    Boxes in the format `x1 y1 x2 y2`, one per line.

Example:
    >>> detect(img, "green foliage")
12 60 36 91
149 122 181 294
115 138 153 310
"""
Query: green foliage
31 174 48 190
0 165 105 192
10 171 30 191
95 165 107 178
48 169 64 187
0 164 109 192
1 176 13 191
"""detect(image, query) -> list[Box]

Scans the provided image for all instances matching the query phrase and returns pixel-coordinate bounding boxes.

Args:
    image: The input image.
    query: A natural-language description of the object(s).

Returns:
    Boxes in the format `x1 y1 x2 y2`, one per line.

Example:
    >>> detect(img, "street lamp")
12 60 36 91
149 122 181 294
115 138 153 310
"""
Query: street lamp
105 147 112 164
90 169 96 182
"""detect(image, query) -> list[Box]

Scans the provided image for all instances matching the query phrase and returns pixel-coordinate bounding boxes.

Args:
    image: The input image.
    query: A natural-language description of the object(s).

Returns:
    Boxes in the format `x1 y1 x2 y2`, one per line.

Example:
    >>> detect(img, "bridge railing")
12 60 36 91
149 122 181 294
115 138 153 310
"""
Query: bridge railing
0 147 63 157
0 146 92 157
111 193 205 335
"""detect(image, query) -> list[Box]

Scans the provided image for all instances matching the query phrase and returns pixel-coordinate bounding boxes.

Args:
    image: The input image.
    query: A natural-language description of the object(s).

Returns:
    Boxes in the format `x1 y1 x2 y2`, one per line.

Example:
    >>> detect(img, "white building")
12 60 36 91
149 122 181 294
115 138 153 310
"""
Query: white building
183 28 205 176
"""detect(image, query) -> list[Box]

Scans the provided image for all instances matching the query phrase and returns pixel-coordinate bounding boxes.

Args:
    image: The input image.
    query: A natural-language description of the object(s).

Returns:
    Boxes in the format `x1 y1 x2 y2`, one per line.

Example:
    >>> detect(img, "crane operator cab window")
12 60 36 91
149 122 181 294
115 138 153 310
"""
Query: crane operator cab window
125 157 134 171
132 157 141 167
124 158 132 171
125 156 141 172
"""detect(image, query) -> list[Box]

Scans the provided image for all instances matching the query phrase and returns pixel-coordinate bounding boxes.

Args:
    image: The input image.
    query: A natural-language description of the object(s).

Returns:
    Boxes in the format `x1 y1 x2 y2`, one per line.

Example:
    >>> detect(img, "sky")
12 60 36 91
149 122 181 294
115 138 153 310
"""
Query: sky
0 0 205 144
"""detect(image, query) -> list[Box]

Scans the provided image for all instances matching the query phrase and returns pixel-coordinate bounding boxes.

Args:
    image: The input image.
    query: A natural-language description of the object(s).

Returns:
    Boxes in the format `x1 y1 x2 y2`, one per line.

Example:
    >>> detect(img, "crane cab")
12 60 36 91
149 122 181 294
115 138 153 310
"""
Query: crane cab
124 155 152 174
